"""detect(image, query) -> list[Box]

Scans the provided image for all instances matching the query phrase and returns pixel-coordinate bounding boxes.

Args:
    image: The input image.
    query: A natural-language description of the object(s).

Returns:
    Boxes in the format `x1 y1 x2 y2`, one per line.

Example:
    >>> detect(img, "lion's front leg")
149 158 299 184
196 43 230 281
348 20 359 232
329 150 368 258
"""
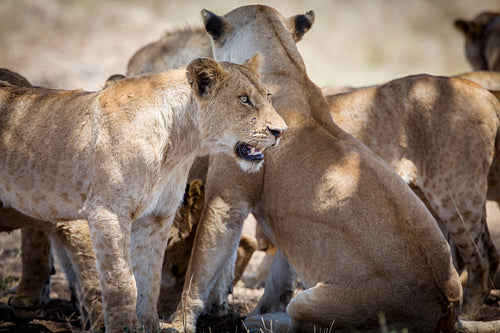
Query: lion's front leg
131 214 173 332
52 220 104 332
87 206 140 333
168 196 247 332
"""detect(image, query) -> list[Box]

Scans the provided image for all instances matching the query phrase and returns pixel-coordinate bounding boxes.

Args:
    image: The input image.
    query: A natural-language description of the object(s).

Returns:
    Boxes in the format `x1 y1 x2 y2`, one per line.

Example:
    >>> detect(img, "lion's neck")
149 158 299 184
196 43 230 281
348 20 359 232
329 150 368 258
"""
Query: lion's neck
159 92 204 163
265 73 342 136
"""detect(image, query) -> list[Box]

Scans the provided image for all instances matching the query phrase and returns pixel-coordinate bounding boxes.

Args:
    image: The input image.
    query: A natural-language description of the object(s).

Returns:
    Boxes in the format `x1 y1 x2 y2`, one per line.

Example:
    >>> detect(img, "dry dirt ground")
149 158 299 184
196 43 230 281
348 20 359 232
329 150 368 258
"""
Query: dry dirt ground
0 229 267 333
2 224 500 333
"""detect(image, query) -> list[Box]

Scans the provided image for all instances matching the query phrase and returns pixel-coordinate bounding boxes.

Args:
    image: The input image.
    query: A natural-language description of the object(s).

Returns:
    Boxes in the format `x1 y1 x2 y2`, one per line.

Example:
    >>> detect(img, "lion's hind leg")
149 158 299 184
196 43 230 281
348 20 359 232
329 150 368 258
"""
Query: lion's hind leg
0 228 52 309
250 281 438 333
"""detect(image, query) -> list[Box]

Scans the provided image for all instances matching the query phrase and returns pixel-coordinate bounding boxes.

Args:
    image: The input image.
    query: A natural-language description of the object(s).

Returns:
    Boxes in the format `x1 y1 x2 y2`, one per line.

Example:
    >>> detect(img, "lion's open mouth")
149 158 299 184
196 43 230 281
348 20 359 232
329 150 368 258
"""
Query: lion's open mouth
235 142 264 161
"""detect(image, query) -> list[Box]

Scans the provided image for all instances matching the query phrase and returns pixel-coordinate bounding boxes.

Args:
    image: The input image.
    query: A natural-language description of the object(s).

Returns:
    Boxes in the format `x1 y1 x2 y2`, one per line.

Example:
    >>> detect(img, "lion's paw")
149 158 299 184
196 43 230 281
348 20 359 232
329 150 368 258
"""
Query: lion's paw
0 291 41 309
159 316 197 333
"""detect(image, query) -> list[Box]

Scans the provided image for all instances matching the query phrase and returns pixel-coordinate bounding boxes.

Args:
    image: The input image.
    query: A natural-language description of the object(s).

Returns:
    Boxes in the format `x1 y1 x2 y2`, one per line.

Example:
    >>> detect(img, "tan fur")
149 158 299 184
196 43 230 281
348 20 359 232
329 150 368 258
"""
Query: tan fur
126 26 299 299
456 70 500 91
127 27 213 76
158 179 205 317
1 178 209 331
0 227 53 309
324 74 500 319
158 178 257 316
455 12 500 71
167 5 471 333
0 57 286 332
320 71 500 295
0 69 55 311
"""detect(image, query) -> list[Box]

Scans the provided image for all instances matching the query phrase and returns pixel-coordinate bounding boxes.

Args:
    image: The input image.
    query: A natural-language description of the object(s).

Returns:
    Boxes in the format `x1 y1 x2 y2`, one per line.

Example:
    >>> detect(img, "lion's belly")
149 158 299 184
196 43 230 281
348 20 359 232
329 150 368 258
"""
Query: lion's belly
0 168 87 222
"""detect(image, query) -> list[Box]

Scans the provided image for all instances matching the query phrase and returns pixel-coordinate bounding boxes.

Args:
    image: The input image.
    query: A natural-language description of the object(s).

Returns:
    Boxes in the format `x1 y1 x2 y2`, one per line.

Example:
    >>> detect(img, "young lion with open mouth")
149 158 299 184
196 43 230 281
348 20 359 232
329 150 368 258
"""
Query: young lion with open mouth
0 54 286 332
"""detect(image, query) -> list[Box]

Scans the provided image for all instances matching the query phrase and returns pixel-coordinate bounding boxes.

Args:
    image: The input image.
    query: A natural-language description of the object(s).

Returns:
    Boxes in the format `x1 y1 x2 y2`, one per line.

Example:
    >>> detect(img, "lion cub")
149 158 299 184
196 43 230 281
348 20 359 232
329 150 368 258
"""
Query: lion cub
0 55 286 332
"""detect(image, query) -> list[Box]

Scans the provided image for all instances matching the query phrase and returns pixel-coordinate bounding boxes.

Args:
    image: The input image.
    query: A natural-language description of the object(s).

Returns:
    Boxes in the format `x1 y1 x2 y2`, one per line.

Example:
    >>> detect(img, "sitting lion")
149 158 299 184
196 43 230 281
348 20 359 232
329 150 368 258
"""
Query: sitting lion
166 5 500 333
126 21 500 309
455 11 500 71
0 55 286 332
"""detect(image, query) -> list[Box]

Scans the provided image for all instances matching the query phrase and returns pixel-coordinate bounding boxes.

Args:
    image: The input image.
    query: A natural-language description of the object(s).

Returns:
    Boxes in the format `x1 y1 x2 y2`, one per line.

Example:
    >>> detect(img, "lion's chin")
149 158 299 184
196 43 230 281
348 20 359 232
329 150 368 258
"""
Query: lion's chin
235 158 264 173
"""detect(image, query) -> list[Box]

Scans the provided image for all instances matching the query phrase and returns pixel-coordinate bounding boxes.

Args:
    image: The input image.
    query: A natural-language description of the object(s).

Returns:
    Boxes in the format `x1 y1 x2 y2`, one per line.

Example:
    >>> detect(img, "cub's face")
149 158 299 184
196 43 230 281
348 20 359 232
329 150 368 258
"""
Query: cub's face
187 54 287 172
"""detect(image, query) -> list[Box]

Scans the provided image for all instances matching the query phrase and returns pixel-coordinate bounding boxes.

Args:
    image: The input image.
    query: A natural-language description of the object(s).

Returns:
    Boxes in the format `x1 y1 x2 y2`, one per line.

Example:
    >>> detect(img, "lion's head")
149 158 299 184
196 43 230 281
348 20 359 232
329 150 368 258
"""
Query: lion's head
454 12 500 71
186 54 287 172
199 6 314 70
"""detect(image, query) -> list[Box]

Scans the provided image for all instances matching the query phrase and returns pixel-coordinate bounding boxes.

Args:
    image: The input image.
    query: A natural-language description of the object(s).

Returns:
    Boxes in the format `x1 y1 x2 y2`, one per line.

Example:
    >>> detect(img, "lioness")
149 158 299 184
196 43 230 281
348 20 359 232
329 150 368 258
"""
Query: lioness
127 28 213 76
127 23 500 311
0 177 208 330
164 5 500 332
455 12 500 71
0 55 286 332
165 5 473 333
0 70 61 313
456 70 500 91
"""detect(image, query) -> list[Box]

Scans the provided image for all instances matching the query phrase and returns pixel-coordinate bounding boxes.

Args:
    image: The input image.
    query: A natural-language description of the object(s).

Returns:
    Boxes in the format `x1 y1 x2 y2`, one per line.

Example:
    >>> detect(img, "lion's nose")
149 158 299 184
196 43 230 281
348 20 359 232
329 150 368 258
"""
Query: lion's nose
267 126 286 139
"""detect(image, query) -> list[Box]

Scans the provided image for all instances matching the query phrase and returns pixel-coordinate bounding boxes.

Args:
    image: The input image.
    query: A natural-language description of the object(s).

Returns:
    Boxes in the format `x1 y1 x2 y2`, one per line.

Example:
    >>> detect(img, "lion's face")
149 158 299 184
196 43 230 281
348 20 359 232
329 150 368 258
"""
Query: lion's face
187 54 287 173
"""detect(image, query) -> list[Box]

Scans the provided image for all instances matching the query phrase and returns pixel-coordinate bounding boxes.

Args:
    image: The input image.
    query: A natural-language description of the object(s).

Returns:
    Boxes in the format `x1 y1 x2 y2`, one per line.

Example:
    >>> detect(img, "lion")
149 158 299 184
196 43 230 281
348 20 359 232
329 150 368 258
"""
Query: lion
126 24 500 305
455 70 500 91
159 178 258 317
127 27 213 76
1 70 260 325
0 177 210 330
0 55 286 332
164 5 500 332
128 10 500 323
0 69 56 311
455 12 500 71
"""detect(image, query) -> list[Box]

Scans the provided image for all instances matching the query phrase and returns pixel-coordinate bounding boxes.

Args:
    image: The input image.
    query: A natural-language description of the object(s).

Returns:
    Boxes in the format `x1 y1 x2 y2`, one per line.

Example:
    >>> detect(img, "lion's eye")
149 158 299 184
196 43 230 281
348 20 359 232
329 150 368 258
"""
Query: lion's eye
239 95 250 104
267 93 272 101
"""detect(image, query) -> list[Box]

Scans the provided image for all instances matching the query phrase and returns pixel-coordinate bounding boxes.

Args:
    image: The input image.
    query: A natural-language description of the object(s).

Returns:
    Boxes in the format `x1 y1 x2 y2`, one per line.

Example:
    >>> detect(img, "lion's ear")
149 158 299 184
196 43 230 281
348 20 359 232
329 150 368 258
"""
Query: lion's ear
285 10 315 43
186 57 225 97
454 19 476 36
242 52 263 77
201 9 231 47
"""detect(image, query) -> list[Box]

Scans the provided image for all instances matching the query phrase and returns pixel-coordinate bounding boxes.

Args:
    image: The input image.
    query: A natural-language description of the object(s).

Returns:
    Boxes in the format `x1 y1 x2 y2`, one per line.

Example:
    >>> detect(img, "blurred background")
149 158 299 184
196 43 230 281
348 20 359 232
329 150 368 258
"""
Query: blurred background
0 0 498 91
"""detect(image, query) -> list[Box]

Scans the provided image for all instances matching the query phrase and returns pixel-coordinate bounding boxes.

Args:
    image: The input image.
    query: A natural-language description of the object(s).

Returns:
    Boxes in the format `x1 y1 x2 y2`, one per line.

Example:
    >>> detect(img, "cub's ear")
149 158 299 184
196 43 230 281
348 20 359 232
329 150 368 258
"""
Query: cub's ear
201 9 232 47
242 52 264 77
186 57 225 97
186 179 205 212
454 19 476 36
285 10 315 43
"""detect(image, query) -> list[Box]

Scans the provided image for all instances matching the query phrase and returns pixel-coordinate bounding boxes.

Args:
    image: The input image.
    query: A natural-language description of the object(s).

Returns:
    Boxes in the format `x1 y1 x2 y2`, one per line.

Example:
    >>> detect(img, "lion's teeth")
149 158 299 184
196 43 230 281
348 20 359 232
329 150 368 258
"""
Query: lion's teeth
250 147 256 155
